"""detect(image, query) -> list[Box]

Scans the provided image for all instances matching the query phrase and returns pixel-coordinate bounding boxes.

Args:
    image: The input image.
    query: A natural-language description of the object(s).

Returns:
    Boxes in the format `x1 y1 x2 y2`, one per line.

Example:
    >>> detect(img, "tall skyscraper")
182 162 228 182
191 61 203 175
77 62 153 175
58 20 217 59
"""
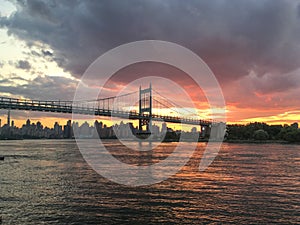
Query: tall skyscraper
7 109 10 127
26 119 31 127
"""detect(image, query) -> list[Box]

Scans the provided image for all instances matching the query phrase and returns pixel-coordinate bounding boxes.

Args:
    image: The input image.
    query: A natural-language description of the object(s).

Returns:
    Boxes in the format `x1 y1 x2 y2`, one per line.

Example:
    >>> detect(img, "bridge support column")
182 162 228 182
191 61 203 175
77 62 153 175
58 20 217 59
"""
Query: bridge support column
138 84 152 134
202 123 226 141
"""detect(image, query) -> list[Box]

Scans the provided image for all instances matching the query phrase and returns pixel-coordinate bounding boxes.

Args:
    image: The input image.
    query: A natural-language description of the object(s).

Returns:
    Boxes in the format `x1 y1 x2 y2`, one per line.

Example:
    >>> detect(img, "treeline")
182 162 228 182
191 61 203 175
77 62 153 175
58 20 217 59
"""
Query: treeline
226 122 300 143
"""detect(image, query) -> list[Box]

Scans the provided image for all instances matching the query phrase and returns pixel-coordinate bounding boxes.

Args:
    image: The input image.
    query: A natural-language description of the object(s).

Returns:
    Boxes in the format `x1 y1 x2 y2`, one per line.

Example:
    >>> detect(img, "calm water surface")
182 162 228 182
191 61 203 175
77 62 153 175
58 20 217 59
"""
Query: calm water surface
0 140 299 224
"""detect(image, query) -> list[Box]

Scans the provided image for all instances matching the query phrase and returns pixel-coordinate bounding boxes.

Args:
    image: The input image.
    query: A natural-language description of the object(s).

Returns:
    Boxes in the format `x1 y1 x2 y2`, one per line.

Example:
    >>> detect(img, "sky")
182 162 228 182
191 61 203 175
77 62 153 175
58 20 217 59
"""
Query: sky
0 0 300 128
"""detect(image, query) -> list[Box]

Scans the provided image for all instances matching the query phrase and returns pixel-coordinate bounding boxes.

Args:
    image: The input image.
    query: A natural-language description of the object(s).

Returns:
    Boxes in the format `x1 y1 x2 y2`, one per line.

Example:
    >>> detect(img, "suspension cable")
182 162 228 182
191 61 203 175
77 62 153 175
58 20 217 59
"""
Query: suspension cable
153 89 199 117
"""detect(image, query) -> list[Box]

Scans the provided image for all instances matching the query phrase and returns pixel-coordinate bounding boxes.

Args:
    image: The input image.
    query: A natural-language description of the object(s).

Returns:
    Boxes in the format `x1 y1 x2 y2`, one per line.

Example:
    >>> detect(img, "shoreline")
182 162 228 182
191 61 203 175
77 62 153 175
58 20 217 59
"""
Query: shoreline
223 139 296 144
0 137 299 144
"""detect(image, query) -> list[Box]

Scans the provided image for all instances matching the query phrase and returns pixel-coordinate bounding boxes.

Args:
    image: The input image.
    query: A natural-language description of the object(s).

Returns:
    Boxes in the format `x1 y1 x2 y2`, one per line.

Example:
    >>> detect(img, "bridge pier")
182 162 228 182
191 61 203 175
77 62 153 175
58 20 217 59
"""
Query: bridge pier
201 123 226 141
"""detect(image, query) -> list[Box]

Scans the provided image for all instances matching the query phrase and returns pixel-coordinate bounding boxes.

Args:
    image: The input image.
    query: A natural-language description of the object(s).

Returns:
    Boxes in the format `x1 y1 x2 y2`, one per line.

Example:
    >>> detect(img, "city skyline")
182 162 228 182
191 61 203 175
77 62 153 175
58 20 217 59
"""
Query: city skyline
0 108 201 131
0 109 203 140
1 108 298 143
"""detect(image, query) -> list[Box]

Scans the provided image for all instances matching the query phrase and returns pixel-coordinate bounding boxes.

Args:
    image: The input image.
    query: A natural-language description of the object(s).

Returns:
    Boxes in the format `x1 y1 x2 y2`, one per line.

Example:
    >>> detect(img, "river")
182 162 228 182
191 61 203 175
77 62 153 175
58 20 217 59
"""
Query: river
0 140 299 224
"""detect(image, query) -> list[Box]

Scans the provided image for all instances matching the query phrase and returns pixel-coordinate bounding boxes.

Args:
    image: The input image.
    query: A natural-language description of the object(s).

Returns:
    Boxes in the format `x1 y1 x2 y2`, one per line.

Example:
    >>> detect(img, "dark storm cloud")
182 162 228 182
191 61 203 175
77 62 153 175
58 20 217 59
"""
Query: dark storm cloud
253 71 300 95
0 75 77 100
15 59 31 70
1 0 300 91
42 49 53 57
0 76 27 84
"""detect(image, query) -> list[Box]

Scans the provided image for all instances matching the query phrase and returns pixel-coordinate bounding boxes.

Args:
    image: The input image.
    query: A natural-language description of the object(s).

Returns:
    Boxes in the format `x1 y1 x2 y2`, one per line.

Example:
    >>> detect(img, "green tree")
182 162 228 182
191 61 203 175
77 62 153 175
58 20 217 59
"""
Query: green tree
253 129 269 140
279 126 300 142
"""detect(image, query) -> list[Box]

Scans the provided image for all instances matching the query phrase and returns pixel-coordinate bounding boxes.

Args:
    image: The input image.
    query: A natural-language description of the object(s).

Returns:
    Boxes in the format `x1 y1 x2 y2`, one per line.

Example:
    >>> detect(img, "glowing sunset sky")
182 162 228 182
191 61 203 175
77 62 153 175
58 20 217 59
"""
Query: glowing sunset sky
0 0 299 127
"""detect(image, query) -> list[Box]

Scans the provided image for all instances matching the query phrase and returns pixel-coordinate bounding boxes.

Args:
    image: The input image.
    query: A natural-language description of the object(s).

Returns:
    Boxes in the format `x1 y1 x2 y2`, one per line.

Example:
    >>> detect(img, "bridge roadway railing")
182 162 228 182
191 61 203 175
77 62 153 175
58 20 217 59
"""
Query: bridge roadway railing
0 97 212 126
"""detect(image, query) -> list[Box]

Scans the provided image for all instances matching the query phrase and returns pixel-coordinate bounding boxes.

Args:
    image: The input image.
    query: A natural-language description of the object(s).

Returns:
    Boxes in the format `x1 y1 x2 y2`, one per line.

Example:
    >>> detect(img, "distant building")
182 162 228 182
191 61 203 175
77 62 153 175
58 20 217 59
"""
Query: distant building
161 122 167 135
152 124 160 136
54 122 63 138
63 120 72 138
79 121 91 138
7 109 10 127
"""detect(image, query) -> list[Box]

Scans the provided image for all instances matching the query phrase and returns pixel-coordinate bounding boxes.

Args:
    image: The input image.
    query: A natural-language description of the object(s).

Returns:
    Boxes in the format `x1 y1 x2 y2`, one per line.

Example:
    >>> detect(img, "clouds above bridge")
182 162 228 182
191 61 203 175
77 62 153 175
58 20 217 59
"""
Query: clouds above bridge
0 0 300 123
1 0 300 80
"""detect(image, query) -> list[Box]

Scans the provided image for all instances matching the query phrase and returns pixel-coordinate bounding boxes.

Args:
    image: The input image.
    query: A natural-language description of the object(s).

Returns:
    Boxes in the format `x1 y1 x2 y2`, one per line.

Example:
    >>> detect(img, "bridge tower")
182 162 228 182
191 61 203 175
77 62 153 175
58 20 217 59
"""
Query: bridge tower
139 84 152 134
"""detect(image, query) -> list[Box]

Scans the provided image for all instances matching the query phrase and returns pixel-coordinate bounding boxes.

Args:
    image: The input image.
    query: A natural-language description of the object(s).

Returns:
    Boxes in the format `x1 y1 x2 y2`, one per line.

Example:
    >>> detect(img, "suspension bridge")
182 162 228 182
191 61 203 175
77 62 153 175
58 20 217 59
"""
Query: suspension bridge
0 84 213 132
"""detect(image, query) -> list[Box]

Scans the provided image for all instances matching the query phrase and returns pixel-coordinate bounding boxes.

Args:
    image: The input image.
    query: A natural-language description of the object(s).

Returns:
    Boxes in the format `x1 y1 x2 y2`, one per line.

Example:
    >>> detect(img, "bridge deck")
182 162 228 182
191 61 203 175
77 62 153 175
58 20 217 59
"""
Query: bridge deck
0 97 211 126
